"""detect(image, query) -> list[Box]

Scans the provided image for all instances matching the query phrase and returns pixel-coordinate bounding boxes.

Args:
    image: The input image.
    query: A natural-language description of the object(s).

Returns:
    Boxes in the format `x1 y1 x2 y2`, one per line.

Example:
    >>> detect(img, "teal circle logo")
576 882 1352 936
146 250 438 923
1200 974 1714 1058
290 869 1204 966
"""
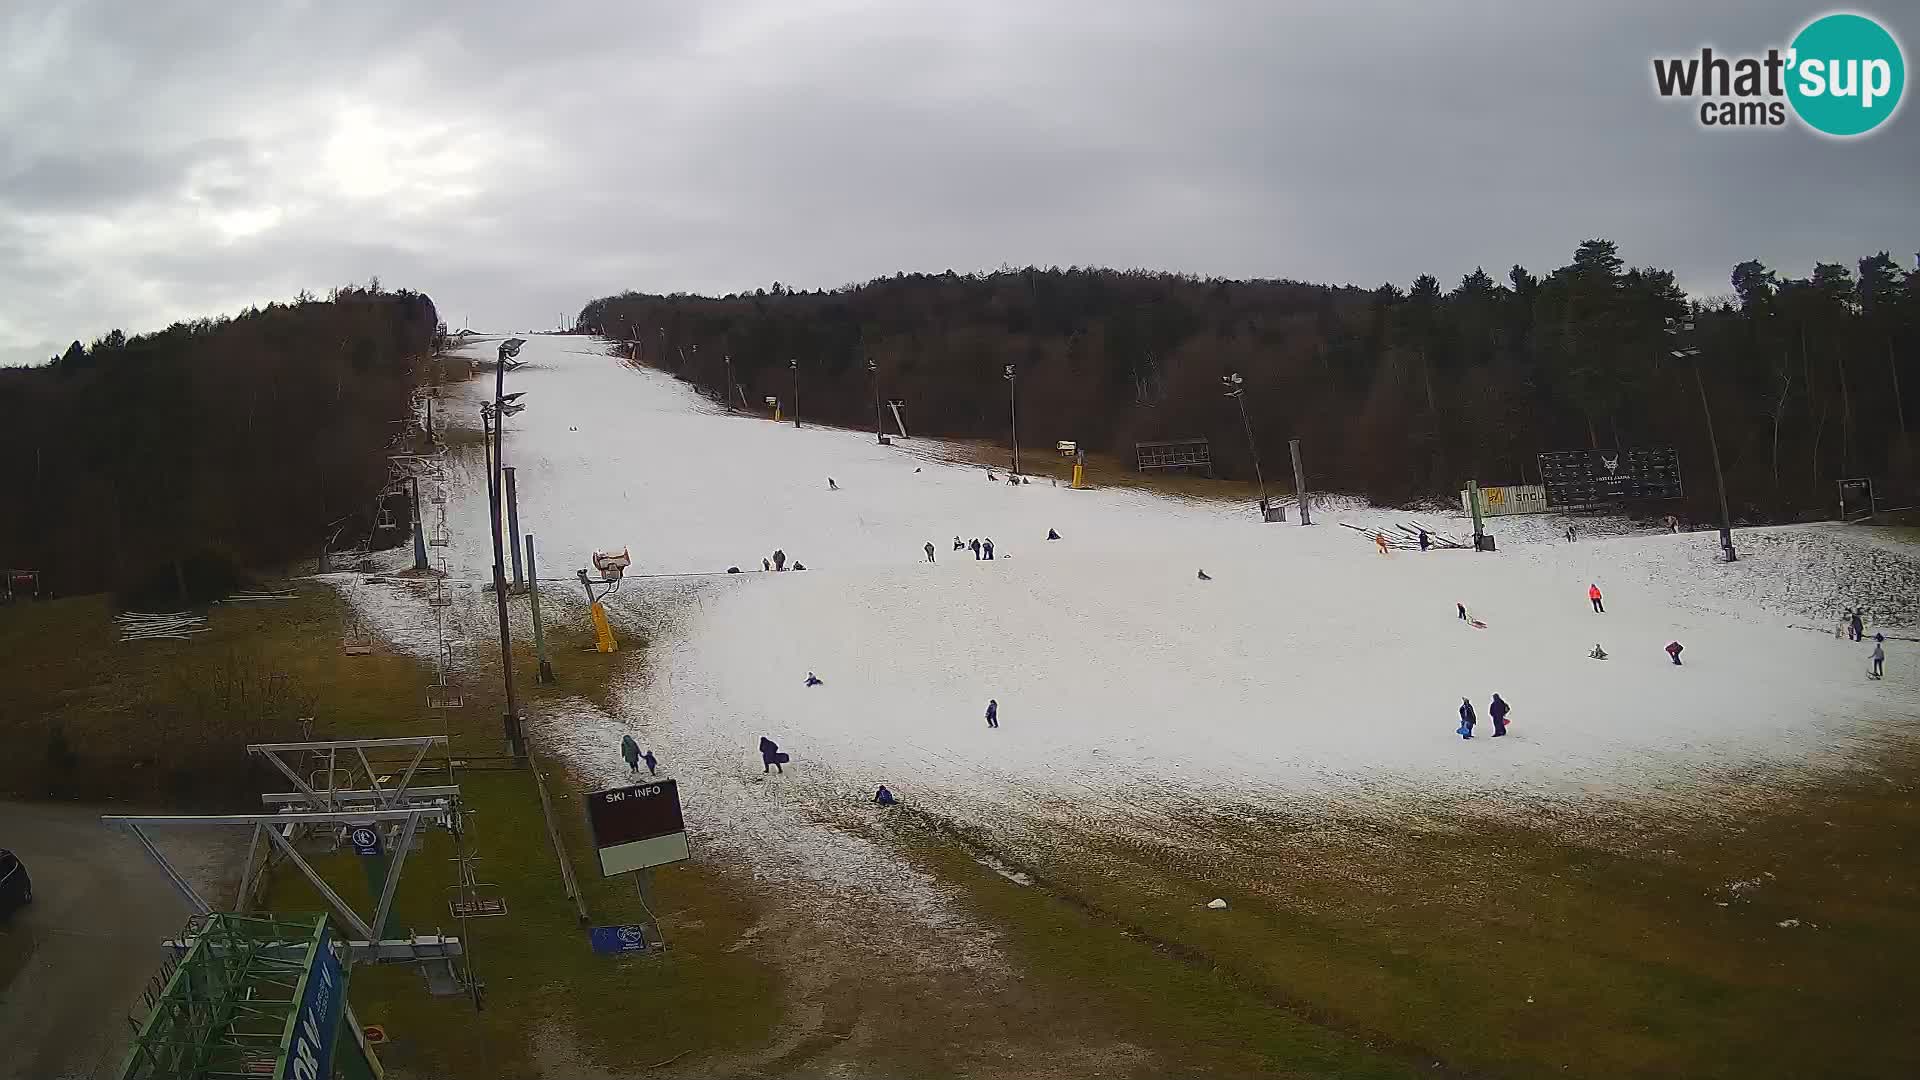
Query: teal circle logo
1787 13 1905 136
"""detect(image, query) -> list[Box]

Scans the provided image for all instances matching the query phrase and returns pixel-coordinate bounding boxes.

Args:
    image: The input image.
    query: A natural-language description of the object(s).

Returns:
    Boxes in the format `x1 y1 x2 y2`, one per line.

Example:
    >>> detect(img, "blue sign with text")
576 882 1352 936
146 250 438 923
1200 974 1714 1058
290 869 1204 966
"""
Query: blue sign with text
590 924 653 955
280 925 345 1080
348 825 383 857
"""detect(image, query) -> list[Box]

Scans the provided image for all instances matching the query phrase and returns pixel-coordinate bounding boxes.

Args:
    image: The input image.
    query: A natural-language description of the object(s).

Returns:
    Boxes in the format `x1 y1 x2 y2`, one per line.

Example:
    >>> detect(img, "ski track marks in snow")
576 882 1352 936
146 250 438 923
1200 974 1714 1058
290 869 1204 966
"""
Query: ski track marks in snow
336 335 1919 932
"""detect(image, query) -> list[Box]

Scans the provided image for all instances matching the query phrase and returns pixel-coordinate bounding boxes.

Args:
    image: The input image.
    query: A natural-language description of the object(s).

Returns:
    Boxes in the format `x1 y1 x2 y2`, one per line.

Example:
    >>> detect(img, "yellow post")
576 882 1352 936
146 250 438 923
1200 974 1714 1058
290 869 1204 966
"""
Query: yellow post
1071 463 1085 489
772 404 782 423
590 600 618 653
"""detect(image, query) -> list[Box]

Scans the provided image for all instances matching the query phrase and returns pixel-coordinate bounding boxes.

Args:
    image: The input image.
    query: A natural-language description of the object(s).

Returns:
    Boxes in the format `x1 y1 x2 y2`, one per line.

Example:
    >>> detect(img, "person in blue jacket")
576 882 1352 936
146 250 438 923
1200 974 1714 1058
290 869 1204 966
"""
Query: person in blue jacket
985 699 999 729
875 785 897 806
1489 694 1510 737
641 750 658 776
1457 698 1476 739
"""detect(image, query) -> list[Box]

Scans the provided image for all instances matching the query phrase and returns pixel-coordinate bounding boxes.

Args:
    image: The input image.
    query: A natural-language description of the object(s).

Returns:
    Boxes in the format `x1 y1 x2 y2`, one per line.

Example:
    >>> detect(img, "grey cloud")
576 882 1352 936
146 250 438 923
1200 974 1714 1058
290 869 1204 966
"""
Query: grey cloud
1 0 1916 367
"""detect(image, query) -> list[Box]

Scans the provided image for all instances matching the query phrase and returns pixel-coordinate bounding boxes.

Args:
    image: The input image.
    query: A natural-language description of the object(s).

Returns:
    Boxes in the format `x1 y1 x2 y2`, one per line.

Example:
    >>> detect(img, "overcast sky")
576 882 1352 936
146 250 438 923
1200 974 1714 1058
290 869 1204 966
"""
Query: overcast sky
1 0 1914 366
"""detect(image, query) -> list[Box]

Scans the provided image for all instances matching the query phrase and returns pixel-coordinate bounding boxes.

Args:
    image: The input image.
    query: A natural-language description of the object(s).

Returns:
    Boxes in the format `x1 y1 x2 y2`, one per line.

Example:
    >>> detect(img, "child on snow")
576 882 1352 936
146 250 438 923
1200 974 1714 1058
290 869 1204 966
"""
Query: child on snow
1666 641 1684 666
1589 584 1604 613
760 737 787 773
1457 698 1476 739
1871 634 1886 677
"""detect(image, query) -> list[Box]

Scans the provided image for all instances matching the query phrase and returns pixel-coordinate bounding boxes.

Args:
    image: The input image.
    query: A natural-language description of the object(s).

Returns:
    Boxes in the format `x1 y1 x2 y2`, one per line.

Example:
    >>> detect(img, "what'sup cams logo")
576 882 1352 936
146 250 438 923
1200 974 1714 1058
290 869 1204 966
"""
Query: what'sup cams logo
1653 12 1905 136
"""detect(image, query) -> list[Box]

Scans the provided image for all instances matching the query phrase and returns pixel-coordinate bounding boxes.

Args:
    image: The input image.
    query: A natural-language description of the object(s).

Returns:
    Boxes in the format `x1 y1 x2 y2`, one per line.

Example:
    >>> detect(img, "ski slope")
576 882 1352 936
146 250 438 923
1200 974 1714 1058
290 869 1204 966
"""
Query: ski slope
417 336 1914 823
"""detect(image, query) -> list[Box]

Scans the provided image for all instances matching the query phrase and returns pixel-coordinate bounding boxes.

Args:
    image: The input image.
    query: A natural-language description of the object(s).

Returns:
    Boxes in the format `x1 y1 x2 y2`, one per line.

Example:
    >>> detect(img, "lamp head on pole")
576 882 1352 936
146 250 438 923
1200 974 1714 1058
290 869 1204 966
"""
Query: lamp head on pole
1004 364 1015 380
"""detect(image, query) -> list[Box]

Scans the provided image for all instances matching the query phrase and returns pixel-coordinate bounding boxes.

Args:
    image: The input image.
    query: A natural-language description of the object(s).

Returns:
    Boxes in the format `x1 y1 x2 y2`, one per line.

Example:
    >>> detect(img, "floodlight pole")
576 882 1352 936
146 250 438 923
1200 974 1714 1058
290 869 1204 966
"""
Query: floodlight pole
1223 373 1268 514
869 357 883 443
489 339 527 758
791 358 801 428
1005 364 1020 476
1668 317 1736 562
724 354 736 412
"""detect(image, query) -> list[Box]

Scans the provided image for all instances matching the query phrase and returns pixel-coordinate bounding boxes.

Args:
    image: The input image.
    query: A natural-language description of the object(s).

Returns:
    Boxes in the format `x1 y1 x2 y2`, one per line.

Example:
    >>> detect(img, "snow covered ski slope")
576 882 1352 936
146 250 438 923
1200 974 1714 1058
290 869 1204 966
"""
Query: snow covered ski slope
439 336 1915 814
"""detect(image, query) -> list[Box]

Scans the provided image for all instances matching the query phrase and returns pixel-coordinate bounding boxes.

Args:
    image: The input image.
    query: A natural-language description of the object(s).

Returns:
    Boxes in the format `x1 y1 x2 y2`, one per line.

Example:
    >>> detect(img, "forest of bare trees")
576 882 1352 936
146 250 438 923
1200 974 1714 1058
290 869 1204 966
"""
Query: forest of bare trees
580 241 1916 522
0 286 440 602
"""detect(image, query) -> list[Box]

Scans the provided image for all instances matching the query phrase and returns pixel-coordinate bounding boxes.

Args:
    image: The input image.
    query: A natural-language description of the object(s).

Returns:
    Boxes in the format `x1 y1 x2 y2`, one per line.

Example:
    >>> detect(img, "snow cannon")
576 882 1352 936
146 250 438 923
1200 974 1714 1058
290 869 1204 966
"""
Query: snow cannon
591 548 631 581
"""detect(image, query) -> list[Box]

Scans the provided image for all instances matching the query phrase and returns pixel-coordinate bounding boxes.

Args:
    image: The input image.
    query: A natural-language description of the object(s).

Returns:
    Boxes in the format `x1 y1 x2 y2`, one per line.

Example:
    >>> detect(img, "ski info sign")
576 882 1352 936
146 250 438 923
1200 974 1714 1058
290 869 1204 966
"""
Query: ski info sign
585 780 690 876
1459 484 1548 518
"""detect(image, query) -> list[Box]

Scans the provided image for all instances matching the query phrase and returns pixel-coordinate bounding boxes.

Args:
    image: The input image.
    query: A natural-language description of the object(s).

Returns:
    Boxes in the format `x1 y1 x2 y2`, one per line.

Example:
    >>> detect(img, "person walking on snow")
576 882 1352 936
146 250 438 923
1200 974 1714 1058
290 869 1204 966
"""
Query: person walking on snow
1666 641 1684 666
985 699 999 728
1457 698 1476 739
828 477 838 490
1849 610 1864 642
1871 634 1886 678
1489 694 1510 737
773 549 786 572
763 557 771 572
1376 533 1390 556
1457 602 1468 621
1589 584 1605 613
621 733 641 774
642 750 658 776
1567 526 1577 542
924 541 936 563
1418 528 1430 551
983 539 995 560
760 737 785 773
970 538 982 560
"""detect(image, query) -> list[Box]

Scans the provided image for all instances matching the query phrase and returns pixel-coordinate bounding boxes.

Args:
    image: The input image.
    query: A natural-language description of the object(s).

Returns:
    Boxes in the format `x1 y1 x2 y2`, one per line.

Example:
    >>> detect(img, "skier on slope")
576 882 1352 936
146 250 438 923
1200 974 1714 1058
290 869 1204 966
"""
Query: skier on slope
925 541 936 563
1489 694 1510 737
1457 698 1476 739
1589 584 1604 613
1870 634 1886 678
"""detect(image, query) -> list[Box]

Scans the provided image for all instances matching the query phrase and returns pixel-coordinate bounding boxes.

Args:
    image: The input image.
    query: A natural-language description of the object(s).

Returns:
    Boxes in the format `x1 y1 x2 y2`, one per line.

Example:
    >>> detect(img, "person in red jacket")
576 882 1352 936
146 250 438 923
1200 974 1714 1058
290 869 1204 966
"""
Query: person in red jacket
1589 584 1605 613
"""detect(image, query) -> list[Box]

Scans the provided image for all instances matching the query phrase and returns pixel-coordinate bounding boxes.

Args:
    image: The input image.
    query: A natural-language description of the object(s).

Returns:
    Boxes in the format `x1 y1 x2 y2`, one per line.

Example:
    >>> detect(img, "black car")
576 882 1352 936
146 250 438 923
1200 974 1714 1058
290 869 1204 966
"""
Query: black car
0 849 30 917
